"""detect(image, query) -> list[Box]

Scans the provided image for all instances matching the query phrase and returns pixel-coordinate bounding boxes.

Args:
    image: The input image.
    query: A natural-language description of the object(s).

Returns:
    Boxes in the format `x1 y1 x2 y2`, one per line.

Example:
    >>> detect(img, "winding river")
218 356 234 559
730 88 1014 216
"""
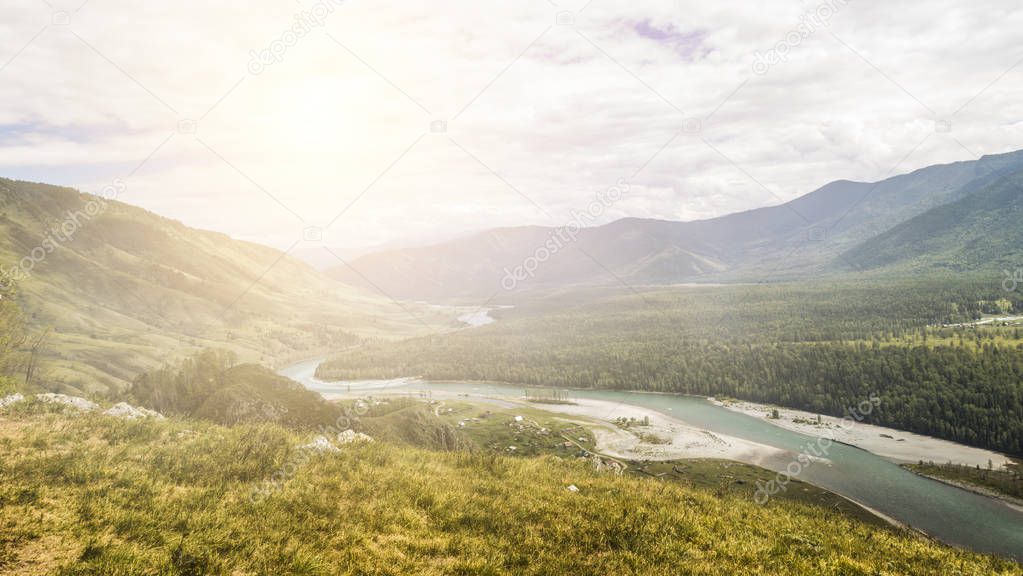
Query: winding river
279 358 1023 561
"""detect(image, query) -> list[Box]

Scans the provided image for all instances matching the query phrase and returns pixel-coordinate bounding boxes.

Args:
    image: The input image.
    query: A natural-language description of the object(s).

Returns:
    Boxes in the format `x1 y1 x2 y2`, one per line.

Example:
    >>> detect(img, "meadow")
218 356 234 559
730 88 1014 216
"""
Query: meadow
1 401 1020 575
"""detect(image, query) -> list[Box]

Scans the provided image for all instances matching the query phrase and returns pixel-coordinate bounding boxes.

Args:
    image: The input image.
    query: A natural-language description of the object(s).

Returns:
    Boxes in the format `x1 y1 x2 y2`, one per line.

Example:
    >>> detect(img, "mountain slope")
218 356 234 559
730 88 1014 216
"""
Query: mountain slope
843 168 1023 272
331 149 1023 300
0 178 447 395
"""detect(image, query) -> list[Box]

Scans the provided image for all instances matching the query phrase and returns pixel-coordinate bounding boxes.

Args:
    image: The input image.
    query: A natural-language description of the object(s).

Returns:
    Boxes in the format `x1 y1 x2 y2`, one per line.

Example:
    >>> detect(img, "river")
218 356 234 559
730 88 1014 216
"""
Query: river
279 358 1023 561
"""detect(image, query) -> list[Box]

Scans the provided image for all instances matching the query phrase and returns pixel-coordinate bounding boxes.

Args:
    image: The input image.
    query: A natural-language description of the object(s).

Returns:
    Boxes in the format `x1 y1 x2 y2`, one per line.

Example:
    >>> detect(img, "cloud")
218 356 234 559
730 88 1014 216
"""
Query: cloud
0 0 1021 257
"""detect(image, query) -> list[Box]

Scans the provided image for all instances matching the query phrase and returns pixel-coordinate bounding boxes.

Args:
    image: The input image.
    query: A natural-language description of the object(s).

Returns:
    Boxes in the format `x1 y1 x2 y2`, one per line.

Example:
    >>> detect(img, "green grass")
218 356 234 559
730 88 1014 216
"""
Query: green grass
1 405 1020 575
432 400 595 457
628 459 887 528
905 461 1023 501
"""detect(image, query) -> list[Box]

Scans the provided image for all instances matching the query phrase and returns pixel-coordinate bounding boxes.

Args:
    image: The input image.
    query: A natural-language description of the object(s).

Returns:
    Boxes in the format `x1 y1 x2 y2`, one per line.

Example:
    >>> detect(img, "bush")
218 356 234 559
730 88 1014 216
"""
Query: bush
0 375 17 396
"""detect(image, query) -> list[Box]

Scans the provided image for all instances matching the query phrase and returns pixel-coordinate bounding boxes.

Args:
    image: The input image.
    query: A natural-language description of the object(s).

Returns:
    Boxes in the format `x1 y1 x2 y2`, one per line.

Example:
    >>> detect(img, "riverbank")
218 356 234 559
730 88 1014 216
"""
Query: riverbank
283 364 1023 560
511 396 787 465
901 466 1023 513
307 368 1015 471
354 388 788 466
716 399 1013 469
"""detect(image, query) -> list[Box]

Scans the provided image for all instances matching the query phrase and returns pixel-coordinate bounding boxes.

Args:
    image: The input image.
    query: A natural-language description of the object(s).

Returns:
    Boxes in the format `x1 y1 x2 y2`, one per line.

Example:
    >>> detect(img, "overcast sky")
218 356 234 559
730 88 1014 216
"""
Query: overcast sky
1 0 1021 257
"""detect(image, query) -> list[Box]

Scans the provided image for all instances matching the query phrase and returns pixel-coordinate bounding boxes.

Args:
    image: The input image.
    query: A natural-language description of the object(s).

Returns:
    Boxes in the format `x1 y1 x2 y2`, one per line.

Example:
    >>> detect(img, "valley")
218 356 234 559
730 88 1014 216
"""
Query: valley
3 149 1023 571
4 3 1023 572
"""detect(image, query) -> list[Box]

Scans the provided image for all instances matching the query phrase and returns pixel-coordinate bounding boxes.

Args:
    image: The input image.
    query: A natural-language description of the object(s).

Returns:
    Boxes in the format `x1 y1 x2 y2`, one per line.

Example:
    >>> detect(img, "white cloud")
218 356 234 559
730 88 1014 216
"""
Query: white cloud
0 0 1021 256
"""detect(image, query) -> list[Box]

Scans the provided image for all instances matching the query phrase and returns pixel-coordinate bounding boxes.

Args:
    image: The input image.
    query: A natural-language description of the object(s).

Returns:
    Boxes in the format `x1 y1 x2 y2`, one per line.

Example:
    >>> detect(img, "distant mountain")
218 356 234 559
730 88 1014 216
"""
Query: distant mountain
843 167 1023 273
331 150 1023 301
0 178 441 395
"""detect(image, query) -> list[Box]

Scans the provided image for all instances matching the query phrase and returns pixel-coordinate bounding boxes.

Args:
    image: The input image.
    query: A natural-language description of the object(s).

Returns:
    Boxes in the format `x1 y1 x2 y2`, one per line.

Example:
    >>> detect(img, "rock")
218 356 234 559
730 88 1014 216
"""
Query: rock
300 435 341 453
36 393 98 411
566 484 580 493
336 429 373 444
103 402 165 420
0 393 25 409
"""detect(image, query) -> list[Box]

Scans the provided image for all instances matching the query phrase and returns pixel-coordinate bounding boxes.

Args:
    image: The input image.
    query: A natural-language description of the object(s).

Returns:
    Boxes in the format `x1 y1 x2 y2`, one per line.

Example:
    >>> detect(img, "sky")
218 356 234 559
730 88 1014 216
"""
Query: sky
1 0 1022 259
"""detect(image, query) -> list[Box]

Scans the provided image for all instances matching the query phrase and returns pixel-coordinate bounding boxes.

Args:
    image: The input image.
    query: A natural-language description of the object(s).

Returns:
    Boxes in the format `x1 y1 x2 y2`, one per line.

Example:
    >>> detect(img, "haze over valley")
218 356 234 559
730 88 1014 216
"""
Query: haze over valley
1 1 1022 574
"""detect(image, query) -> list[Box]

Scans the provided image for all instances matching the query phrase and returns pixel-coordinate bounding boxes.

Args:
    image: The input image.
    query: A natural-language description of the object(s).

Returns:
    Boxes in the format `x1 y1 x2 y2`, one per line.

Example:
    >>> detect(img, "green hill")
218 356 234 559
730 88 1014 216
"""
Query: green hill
0 178 450 396
0 407 1019 575
843 168 1023 272
128 349 344 428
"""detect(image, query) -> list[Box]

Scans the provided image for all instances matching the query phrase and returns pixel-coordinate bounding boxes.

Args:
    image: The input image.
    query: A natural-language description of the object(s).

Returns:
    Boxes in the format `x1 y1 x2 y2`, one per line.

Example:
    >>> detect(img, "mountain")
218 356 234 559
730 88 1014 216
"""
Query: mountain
0 178 446 396
330 149 1023 301
843 167 1023 273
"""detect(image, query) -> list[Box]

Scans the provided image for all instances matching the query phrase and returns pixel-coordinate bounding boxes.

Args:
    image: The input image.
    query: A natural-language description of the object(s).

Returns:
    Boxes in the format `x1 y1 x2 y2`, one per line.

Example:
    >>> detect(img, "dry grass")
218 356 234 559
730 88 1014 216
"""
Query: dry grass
0 406 1020 575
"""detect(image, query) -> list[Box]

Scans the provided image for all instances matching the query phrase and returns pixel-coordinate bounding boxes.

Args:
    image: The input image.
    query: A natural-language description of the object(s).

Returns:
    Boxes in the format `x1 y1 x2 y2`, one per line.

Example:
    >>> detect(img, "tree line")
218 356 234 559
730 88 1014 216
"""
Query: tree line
318 279 1023 455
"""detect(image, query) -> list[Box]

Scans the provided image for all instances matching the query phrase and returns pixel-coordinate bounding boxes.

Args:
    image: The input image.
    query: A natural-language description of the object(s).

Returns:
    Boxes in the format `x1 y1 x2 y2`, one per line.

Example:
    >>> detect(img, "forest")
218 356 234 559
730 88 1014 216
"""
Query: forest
318 277 1023 455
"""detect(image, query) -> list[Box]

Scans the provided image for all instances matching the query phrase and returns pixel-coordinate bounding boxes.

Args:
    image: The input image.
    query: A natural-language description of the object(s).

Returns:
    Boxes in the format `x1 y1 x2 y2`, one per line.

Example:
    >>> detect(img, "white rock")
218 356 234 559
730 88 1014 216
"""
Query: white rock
566 484 580 493
36 393 98 411
513 415 524 422
300 435 341 453
336 429 373 444
103 402 165 420
0 393 25 409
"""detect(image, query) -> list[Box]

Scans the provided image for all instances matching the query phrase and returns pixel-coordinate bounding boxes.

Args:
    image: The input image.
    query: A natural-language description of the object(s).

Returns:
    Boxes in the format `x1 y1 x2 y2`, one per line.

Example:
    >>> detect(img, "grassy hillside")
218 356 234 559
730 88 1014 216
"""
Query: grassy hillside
0 178 453 396
0 407 1019 575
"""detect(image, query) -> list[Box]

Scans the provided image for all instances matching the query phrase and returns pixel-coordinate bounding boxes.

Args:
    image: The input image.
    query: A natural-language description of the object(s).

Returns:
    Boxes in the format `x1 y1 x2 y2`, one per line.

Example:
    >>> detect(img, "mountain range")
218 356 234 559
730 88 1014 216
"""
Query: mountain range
4 147 1022 391
329 149 1023 301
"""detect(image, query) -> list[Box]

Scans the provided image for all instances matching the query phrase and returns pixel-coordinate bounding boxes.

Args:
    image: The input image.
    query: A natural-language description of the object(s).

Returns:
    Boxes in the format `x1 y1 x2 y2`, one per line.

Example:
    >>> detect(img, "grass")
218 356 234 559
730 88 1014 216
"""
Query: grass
1 404 1020 574
434 399 888 527
628 459 887 528
432 400 594 457
905 461 1023 501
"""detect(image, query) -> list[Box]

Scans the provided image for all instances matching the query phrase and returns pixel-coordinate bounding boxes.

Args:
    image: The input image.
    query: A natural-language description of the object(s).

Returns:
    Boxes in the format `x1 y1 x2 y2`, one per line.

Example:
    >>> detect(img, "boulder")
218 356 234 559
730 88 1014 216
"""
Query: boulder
337 429 374 444
36 393 98 411
103 402 165 420
0 393 25 409
301 435 341 453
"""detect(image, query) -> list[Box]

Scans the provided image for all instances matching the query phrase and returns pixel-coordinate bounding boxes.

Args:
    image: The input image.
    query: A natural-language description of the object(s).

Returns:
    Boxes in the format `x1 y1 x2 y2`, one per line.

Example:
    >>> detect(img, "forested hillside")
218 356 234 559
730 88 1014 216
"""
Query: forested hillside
129 349 344 428
844 168 1023 272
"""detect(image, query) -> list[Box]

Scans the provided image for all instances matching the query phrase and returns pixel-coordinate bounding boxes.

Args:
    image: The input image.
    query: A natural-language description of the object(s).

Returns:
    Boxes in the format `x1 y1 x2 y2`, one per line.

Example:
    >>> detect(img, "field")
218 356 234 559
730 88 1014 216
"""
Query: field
1 401 1020 575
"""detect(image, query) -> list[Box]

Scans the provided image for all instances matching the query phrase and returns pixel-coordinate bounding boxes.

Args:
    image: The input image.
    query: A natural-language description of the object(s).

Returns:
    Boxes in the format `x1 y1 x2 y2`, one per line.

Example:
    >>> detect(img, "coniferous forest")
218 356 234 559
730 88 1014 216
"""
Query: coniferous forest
319 278 1023 455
